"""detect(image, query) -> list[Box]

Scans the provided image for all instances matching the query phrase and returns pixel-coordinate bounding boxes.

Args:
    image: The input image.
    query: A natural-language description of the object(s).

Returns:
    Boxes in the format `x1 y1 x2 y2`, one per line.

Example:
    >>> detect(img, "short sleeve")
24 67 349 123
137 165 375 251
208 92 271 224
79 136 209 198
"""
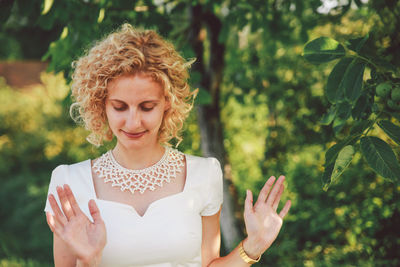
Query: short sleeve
200 157 223 216
44 165 68 214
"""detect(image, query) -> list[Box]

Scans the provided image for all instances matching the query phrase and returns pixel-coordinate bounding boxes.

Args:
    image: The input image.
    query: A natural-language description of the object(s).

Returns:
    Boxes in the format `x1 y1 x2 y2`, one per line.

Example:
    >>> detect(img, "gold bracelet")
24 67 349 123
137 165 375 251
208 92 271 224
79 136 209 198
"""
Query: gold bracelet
238 240 261 264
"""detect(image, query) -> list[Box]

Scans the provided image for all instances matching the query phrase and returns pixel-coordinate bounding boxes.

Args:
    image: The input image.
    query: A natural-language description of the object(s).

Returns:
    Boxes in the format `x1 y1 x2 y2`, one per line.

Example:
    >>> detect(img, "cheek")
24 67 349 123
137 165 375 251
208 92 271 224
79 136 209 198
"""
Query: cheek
143 110 165 127
105 109 123 127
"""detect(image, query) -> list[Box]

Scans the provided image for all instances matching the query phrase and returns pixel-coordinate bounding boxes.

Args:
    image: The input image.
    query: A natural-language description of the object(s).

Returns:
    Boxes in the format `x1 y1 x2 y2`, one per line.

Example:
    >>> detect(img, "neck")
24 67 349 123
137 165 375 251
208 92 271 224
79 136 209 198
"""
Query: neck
112 142 165 170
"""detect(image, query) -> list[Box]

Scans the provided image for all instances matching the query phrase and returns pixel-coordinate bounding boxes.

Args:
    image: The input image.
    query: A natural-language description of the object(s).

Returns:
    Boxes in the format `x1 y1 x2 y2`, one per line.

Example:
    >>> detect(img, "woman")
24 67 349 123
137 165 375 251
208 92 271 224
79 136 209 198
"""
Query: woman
44 24 291 267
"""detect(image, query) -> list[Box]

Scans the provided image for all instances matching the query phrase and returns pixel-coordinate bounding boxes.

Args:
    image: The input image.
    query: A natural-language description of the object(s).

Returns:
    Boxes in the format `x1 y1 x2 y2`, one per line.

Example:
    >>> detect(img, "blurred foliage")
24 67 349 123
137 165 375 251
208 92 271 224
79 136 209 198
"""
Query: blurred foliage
0 0 400 266
0 73 200 265
0 74 100 265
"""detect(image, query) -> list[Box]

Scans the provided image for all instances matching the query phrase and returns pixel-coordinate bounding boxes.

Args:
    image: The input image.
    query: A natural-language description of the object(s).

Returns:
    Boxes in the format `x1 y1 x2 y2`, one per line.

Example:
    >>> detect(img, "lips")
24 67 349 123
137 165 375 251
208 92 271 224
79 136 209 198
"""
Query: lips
121 130 147 138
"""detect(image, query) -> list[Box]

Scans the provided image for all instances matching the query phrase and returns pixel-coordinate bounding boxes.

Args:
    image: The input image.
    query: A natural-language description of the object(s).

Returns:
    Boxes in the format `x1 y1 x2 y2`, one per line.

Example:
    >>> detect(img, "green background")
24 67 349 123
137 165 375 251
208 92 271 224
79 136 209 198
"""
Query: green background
0 0 399 266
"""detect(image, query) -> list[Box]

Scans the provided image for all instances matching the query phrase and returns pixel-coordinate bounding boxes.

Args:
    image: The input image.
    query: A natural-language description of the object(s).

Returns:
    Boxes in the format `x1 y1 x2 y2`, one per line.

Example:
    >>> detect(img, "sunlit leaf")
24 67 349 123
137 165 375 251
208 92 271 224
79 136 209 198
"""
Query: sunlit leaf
323 144 356 191
360 136 400 182
97 8 105 23
320 105 336 125
333 117 346 135
303 37 345 64
324 135 359 167
377 120 400 145
42 0 54 15
331 145 355 183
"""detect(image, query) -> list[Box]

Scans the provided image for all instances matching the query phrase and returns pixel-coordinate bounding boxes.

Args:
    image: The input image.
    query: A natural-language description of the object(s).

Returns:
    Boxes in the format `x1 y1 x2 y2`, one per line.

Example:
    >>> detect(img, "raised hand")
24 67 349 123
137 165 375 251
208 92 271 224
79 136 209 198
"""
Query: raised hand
242 176 291 259
46 184 107 265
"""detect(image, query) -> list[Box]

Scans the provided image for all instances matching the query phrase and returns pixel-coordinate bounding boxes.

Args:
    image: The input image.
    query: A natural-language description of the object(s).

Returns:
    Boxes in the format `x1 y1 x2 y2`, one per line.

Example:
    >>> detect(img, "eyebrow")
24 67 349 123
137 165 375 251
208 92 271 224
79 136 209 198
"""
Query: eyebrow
108 99 159 104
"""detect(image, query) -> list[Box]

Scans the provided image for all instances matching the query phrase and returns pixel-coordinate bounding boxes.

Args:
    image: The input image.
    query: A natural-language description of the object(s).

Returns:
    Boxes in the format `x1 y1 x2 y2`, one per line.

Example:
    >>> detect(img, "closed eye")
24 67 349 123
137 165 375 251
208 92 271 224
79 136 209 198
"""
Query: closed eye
141 103 156 111
113 105 127 111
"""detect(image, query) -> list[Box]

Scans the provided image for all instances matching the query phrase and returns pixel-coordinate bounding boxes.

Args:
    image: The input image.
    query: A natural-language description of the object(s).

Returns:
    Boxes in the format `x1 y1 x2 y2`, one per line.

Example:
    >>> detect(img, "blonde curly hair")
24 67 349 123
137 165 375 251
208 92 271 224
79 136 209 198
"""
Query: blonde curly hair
70 24 196 147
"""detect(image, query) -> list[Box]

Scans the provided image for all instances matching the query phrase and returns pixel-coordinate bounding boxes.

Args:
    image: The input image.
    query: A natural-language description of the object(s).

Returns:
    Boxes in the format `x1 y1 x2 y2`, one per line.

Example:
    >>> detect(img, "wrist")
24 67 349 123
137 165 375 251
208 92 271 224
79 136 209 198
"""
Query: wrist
76 252 102 267
239 239 261 265
242 237 263 260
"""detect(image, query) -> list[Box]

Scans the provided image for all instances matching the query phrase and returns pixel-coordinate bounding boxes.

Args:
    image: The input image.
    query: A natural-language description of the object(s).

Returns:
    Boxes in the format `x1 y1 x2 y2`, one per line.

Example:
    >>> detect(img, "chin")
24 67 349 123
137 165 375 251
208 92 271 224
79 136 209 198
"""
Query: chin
117 132 158 150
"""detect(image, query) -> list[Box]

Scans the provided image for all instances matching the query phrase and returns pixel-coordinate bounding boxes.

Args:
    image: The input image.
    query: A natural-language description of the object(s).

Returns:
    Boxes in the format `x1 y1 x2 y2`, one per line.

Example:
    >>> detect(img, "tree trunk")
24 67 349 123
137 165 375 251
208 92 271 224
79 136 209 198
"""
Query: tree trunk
188 4 242 253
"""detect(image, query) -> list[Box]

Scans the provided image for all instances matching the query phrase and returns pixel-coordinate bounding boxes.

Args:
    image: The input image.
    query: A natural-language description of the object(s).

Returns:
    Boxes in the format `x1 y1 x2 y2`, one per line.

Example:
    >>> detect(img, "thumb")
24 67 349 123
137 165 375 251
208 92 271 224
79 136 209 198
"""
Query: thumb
244 189 254 215
88 199 103 224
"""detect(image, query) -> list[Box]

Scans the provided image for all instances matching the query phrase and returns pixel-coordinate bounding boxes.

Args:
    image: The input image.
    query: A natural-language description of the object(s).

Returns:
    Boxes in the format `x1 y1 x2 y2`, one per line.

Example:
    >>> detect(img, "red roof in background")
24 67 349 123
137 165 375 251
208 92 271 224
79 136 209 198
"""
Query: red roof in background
0 61 48 88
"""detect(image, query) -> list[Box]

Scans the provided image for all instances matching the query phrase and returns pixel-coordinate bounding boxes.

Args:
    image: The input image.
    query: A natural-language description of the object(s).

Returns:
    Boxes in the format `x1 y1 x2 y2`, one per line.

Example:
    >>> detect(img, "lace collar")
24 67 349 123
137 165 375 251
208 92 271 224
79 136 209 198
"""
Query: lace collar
92 147 185 194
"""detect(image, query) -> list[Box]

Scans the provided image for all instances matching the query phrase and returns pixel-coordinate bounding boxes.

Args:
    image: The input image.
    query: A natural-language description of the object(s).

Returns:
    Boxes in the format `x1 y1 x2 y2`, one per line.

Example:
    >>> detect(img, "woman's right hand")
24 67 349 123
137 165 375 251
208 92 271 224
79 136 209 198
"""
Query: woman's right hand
46 184 107 266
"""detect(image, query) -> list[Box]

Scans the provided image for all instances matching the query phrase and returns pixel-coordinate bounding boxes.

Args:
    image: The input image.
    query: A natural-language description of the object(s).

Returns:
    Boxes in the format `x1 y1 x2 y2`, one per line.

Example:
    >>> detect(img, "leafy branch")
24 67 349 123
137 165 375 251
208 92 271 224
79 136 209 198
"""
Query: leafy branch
303 35 400 190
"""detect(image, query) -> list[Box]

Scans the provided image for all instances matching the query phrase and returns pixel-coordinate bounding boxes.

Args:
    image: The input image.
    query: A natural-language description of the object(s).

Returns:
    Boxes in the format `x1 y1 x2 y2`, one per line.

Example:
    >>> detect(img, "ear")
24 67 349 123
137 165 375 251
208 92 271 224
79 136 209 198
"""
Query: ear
164 97 171 111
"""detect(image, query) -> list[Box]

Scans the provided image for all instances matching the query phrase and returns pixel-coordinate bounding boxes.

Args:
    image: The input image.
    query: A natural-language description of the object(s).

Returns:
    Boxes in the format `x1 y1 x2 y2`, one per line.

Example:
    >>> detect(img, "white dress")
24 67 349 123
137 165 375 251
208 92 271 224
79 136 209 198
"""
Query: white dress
44 154 223 267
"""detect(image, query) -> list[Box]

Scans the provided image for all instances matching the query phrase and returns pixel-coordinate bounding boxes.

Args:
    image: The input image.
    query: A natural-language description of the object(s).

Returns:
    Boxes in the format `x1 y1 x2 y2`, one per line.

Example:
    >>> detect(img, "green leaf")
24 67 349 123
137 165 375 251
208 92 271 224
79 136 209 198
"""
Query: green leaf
336 101 352 121
351 94 368 120
350 120 373 136
322 136 359 190
333 117 346 135
360 136 400 182
386 111 400 122
303 37 345 64
325 135 359 167
346 35 369 53
353 0 365 8
326 57 352 103
343 59 366 103
320 105 336 125
322 163 334 191
377 120 400 145
331 145 355 182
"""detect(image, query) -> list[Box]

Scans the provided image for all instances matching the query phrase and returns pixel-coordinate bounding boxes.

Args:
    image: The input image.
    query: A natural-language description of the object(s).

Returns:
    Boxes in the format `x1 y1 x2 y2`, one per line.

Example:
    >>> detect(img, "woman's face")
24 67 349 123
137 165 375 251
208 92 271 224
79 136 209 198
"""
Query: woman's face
105 73 169 150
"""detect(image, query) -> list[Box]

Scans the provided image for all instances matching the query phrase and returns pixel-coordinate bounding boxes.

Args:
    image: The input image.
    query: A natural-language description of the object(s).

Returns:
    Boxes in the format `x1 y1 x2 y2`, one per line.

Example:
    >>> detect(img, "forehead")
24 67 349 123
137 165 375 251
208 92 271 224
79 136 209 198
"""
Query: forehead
107 73 164 101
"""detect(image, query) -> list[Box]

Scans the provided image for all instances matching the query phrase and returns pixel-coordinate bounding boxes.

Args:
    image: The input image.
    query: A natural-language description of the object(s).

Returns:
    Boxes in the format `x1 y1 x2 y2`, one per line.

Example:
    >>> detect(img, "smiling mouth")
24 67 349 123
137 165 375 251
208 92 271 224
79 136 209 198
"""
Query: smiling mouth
121 130 147 138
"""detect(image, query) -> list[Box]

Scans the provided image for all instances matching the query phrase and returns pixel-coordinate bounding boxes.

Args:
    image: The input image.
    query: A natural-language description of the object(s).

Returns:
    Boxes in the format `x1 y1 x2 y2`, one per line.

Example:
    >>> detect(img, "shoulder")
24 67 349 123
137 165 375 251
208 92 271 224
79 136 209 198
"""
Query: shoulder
185 154 221 171
51 159 91 173
50 159 91 183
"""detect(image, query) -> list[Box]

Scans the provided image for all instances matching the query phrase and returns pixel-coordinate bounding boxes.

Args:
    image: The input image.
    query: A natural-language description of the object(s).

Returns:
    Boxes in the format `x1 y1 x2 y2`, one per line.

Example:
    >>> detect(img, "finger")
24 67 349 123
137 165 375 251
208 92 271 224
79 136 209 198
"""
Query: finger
244 190 254 215
272 184 284 211
45 211 56 233
57 185 75 220
266 175 285 206
279 200 291 219
89 199 103 225
64 184 83 216
48 194 68 226
255 176 275 207
46 212 65 238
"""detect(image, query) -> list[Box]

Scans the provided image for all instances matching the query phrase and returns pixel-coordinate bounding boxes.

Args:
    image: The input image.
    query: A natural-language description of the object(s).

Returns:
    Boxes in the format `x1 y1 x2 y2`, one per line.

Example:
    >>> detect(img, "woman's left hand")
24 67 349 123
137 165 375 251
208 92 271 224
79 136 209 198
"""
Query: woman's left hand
242 175 291 259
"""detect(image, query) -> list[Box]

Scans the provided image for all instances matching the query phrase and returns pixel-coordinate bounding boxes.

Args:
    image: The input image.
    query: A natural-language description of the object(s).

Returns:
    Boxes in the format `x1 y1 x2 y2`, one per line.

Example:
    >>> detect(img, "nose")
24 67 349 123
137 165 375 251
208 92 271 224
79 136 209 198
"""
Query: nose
125 109 141 130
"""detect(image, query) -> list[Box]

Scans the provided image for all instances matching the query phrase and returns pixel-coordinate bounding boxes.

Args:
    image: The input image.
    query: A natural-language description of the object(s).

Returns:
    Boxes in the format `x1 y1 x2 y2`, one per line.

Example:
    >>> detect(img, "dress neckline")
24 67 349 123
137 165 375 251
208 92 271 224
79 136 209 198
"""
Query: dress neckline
87 154 191 218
